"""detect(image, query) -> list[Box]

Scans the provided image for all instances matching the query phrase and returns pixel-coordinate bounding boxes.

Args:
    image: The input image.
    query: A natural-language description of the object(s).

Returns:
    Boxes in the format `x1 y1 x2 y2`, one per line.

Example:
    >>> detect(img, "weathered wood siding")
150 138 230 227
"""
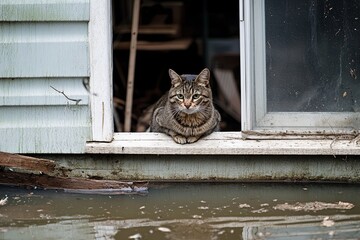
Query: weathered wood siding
0 0 91 153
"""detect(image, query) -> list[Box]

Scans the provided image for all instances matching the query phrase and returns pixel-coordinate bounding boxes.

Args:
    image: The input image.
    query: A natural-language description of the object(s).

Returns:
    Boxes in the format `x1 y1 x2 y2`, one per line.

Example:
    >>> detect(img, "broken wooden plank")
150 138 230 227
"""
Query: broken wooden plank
0 170 148 194
0 152 56 174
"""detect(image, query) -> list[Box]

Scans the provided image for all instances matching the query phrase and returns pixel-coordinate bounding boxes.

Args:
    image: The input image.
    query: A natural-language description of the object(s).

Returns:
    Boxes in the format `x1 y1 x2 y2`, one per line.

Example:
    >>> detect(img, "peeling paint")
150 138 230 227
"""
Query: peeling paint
44 154 360 183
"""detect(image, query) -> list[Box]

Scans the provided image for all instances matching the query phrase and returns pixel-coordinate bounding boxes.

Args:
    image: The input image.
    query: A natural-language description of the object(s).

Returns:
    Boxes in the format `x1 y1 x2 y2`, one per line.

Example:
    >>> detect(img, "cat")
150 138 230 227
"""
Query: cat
150 68 221 144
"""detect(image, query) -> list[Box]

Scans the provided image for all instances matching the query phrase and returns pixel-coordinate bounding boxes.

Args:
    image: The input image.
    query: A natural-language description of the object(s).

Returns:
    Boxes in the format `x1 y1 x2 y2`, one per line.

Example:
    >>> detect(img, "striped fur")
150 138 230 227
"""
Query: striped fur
150 68 221 144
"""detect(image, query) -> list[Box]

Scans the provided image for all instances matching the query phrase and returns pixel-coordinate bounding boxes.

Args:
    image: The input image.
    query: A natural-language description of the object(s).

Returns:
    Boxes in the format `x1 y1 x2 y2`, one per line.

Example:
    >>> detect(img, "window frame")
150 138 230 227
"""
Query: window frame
87 0 360 156
89 0 114 142
241 0 360 134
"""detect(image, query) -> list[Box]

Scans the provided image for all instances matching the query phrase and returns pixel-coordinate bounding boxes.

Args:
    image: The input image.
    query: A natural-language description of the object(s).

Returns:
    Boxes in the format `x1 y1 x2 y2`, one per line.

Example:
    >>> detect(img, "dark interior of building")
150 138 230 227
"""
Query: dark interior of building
112 0 241 132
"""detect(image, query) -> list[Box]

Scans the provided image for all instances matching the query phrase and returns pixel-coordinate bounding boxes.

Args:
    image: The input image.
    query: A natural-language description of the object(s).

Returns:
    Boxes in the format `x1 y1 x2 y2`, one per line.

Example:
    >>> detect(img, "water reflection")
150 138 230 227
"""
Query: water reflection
1 183 360 239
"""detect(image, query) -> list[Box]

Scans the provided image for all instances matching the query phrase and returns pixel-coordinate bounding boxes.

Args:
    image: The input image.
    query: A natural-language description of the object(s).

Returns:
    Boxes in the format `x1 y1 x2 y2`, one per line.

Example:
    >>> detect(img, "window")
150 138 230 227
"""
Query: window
87 0 360 156
241 0 360 134
111 0 241 133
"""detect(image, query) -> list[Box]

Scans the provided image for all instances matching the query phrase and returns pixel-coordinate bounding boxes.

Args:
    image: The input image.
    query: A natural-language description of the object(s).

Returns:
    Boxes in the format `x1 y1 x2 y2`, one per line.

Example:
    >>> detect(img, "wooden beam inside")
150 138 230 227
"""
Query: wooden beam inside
124 0 141 132
113 38 192 51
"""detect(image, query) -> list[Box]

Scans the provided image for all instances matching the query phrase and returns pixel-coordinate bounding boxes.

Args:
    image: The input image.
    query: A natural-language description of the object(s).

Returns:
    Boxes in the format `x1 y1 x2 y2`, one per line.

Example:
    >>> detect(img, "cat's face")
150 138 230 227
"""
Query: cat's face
168 68 212 114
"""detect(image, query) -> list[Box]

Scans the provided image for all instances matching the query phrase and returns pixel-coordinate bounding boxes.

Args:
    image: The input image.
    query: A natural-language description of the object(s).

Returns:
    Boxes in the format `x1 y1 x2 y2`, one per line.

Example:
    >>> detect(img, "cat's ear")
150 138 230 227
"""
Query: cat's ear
196 68 210 87
169 69 182 87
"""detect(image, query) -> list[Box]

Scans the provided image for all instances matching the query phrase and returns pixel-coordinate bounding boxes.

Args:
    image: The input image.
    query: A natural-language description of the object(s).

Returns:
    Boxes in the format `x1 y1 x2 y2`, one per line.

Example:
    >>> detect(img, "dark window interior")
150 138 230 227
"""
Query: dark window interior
265 0 360 113
112 0 241 132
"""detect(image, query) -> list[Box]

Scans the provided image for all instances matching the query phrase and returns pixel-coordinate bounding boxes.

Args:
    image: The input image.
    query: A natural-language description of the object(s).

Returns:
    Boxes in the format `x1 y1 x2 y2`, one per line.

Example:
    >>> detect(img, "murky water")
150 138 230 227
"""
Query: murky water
1 183 360 240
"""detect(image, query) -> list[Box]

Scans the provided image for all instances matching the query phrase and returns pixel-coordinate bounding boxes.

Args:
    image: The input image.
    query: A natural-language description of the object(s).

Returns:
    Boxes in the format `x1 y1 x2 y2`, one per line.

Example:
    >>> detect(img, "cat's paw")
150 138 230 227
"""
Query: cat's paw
187 136 200 143
173 135 187 144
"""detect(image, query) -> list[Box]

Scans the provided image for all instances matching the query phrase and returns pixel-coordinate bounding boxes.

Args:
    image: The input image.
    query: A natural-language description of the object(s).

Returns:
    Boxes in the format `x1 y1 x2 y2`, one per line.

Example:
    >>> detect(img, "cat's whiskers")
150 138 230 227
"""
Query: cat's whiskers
165 107 181 121
150 68 221 144
179 105 200 115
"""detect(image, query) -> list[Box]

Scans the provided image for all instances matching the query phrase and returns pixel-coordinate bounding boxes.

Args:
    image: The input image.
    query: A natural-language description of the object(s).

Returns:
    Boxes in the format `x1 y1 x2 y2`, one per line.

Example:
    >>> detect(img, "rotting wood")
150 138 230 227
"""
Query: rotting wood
0 152 56 174
0 170 148 194
0 152 148 194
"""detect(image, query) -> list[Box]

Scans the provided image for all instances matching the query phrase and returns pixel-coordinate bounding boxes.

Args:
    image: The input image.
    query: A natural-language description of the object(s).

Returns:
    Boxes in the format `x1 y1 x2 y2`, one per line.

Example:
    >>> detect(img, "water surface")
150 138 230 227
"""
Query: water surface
1 183 360 239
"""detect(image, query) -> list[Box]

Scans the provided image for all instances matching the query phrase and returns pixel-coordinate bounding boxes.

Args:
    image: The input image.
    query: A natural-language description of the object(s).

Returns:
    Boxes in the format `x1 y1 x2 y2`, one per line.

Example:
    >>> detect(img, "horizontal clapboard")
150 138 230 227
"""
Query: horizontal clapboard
0 78 89 106
0 0 89 21
0 126 91 153
0 22 89 78
0 0 91 153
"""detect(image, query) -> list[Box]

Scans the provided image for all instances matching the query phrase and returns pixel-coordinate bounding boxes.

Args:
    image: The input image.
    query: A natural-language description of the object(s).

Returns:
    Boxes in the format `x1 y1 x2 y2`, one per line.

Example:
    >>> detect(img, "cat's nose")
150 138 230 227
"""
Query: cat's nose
184 102 191 109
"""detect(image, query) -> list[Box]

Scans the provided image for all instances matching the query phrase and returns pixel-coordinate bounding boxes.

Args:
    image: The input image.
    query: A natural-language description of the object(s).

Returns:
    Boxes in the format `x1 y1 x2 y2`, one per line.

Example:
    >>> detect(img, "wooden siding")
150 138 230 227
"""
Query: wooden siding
0 0 89 21
0 0 91 153
0 78 89 106
0 22 89 77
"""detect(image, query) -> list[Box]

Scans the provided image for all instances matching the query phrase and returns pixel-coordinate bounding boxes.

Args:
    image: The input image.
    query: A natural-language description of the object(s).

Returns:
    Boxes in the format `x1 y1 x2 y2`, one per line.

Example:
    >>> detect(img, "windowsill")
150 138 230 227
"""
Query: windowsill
85 132 360 155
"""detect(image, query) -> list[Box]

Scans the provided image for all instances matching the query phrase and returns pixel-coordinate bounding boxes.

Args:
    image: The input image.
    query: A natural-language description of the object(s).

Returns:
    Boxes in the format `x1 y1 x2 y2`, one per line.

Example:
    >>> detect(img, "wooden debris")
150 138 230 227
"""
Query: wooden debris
0 152 56 174
0 152 148 194
0 171 148 194
0 196 8 206
273 201 354 212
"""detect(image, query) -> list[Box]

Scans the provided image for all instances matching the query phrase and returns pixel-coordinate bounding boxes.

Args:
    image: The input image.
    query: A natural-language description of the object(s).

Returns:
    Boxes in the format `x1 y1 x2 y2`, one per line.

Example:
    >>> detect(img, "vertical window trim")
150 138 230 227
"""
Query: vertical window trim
241 0 264 131
89 0 114 142
240 0 253 131
253 0 267 127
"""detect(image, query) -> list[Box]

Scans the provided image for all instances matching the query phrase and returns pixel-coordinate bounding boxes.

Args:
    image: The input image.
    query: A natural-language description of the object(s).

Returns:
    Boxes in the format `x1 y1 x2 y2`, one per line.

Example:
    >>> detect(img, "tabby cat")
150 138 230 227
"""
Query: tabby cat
150 68 221 144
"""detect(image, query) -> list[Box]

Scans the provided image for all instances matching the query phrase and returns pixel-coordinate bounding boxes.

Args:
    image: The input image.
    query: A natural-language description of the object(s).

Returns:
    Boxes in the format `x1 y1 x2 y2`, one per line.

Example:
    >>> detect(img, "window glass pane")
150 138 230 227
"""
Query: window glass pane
265 0 360 112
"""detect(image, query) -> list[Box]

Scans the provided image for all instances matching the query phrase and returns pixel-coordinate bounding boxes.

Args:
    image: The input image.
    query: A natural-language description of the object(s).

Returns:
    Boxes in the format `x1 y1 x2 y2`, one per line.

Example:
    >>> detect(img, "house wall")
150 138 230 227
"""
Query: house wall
45 154 360 182
0 0 91 153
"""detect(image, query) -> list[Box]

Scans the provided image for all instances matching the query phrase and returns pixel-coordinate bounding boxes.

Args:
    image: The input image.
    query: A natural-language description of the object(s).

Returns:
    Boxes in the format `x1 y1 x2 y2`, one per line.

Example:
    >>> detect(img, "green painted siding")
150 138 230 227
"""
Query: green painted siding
0 0 89 21
0 0 91 153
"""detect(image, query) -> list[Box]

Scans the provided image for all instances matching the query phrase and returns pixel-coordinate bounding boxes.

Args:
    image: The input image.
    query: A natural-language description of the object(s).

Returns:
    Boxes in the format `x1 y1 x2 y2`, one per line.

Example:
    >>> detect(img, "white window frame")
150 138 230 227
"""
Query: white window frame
89 0 114 142
241 0 360 134
86 0 360 156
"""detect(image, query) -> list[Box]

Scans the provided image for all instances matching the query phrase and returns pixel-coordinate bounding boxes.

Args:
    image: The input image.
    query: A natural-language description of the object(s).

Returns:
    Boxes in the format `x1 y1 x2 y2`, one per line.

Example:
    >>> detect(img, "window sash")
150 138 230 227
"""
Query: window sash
241 0 360 133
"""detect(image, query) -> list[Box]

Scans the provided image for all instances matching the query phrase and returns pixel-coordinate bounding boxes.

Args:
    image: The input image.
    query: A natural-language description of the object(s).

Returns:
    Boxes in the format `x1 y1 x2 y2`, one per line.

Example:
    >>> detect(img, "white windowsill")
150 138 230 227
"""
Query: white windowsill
85 132 360 155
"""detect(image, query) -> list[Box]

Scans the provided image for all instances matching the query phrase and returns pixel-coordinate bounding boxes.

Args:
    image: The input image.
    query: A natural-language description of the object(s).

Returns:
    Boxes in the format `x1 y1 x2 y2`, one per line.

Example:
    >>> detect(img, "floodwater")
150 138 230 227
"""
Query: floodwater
1 183 360 240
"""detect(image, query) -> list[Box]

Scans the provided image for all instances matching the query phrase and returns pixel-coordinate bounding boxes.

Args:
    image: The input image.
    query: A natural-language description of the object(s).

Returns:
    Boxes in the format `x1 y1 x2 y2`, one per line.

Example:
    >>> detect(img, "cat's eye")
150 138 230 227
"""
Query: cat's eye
192 94 200 99
177 94 184 99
